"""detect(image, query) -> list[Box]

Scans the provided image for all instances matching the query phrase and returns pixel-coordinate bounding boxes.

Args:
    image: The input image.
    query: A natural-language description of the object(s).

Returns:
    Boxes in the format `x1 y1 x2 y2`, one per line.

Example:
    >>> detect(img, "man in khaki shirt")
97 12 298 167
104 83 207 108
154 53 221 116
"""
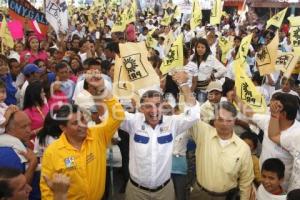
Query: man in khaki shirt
190 101 254 200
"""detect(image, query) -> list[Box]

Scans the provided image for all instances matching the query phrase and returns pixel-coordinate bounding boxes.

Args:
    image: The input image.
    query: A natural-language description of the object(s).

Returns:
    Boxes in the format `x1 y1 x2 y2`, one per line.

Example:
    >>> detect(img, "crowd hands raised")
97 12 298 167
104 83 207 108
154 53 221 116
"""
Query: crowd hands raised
1 1 300 200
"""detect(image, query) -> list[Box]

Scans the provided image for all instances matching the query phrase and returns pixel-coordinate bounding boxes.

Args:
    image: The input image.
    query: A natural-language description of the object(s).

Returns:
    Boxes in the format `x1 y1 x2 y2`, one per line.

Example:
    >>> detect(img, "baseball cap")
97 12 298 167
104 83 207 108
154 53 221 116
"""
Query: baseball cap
206 81 222 93
22 64 42 75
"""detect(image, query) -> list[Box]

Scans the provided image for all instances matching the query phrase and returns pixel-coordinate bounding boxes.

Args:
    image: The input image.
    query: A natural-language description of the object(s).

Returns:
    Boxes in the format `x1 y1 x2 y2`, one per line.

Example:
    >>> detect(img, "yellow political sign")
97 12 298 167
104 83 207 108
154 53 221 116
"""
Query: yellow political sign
288 16 300 57
145 28 157 48
174 5 181 18
160 11 172 26
266 8 287 29
115 42 160 97
111 11 126 33
275 52 299 78
210 0 222 25
125 1 137 24
234 58 267 113
160 34 184 75
162 30 175 56
190 0 202 30
256 31 279 75
218 35 232 63
0 17 14 49
235 33 253 64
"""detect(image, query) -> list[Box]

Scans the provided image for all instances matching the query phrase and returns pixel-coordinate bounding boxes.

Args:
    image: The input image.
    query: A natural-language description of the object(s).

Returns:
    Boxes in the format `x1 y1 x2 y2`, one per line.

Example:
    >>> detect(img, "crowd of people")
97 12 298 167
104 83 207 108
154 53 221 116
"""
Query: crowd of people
0 1 300 200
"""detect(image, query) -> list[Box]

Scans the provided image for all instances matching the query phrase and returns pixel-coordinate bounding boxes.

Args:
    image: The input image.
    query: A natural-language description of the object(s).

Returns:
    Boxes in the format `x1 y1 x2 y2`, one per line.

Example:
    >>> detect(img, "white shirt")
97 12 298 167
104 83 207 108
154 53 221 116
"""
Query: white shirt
0 103 8 134
200 0 214 10
19 80 29 109
120 103 200 188
137 33 147 42
280 121 300 192
256 185 286 200
225 62 252 80
272 89 300 99
252 113 294 190
173 131 191 156
34 135 56 158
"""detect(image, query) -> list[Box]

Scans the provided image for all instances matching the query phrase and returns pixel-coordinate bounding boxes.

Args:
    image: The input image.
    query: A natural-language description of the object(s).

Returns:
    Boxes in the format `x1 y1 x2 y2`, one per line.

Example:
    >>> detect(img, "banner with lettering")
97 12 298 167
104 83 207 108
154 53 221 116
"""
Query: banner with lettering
234 58 267 113
275 52 299 78
114 42 160 98
288 16 300 57
266 8 287 29
256 31 279 75
190 0 202 30
8 0 48 35
235 33 253 65
160 34 184 75
210 0 222 25
45 0 68 35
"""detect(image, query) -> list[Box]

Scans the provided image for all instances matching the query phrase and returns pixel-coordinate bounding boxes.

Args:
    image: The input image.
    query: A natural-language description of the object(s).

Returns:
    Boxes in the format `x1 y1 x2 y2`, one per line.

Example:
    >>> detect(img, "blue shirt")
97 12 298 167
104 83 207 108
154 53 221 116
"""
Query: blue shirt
1 74 17 105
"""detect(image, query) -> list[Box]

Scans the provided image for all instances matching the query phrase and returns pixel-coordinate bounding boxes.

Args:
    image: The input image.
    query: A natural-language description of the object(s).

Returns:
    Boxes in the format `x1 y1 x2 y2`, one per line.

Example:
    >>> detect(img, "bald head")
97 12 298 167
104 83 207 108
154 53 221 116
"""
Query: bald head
6 111 32 142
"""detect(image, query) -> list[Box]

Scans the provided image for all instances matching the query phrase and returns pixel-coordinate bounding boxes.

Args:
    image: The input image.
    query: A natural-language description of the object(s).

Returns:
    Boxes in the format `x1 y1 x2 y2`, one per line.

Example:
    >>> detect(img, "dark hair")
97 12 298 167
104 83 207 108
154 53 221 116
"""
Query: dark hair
281 77 295 88
55 62 68 72
216 101 238 118
101 60 112 75
140 90 164 104
252 71 264 86
69 57 83 74
87 58 101 68
262 158 285 179
287 189 300 200
0 167 22 198
55 104 79 126
272 93 299 121
234 36 242 42
105 42 119 54
222 78 235 97
191 38 211 65
0 79 6 89
23 81 45 109
240 131 258 149
0 54 8 66
37 110 62 146
79 39 88 48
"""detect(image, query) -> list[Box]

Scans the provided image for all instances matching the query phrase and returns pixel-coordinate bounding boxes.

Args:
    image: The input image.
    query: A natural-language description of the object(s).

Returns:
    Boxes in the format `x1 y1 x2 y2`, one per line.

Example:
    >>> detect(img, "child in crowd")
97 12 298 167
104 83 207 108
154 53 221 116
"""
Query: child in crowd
240 131 261 186
0 80 18 134
256 158 286 200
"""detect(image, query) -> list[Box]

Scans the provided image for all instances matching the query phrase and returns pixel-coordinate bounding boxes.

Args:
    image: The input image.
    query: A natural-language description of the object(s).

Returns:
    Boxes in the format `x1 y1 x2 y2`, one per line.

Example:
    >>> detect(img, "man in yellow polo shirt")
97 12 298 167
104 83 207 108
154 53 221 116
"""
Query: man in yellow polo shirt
40 70 125 199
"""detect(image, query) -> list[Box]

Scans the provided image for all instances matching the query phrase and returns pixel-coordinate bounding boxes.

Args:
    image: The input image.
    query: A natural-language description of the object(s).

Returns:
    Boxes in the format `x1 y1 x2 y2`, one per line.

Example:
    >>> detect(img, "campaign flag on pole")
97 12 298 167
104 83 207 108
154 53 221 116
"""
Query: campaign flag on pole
266 8 287 29
7 20 24 39
190 0 202 30
234 58 267 113
0 17 14 48
275 52 299 78
114 42 160 98
160 10 172 27
218 35 232 64
210 0 222 25
111 11 127 33
45 0 69 35
256 31 279 75
8 0 48 35
160 34 184 75
235 33 253 65
145 28 157 48
288 16 300 57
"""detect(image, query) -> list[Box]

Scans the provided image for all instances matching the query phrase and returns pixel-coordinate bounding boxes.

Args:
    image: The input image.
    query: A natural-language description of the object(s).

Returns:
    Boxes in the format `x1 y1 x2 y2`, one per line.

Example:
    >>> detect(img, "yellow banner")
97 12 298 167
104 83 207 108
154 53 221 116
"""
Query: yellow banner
114 42 160 98
256 31 279 75
125 1 137 25
210 0 222 25
145 28 157 48
190 0 202 30
234 58 267 113
0 17 14 49
111 11 126 33
266 8 287 29
236 34 253 64
160 34 184 75
288 16 300 57
162 30 175 56
160 10 172 26
275 52 299 78
218 35 232 64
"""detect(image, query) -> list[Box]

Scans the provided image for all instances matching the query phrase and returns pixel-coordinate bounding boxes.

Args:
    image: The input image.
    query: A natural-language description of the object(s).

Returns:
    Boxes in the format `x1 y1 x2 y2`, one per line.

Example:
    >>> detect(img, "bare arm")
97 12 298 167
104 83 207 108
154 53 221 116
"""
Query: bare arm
268 100 282 144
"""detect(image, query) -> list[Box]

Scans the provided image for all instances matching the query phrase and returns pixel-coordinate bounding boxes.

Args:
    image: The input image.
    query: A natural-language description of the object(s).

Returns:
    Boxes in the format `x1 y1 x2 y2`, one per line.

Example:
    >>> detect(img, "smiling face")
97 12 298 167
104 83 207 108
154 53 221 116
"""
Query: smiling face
140 96 162 128
29 38 39 52
261 170 283 194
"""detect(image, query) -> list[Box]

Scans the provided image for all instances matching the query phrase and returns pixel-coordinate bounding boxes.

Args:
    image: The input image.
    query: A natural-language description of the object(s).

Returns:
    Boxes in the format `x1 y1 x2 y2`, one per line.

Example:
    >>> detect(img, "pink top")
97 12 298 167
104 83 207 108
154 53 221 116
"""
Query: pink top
47 91 69 110
69 75 78 83
20 50 48 64
126 24 136 42
24 104 49 131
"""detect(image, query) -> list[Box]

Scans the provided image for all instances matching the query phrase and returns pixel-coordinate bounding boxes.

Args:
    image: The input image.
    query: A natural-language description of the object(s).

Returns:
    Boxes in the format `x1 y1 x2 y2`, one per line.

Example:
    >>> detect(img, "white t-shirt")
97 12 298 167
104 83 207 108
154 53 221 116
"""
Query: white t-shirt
252 113 294 190
280 120 300 192
256 185 286 200
0 103 8 134
271 89 300 99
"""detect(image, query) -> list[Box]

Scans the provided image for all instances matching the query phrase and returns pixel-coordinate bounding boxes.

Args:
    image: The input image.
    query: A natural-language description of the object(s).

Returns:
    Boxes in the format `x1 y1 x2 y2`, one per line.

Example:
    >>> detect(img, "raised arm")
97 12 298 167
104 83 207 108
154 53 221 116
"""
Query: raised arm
268 100 282 144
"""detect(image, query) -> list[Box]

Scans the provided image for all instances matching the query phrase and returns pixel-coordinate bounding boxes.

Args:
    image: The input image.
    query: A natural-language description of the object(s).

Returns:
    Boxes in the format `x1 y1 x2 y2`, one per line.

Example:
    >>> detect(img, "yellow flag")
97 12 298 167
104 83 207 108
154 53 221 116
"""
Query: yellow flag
87 15 97 32
234 58 267 113
266 8 287 29
111 11 126 33
160 10 172 26
218 35 232 63
160 34 184 75
288 16 300 57
162 30 175 56
0 17 14 49
125 1 137 25
236 34 253 64
275 52 299 78
174 5 181 18
146 28 157 48
256 31 279 75
210 0 222 25
116 42 160 94
190 0 202 30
